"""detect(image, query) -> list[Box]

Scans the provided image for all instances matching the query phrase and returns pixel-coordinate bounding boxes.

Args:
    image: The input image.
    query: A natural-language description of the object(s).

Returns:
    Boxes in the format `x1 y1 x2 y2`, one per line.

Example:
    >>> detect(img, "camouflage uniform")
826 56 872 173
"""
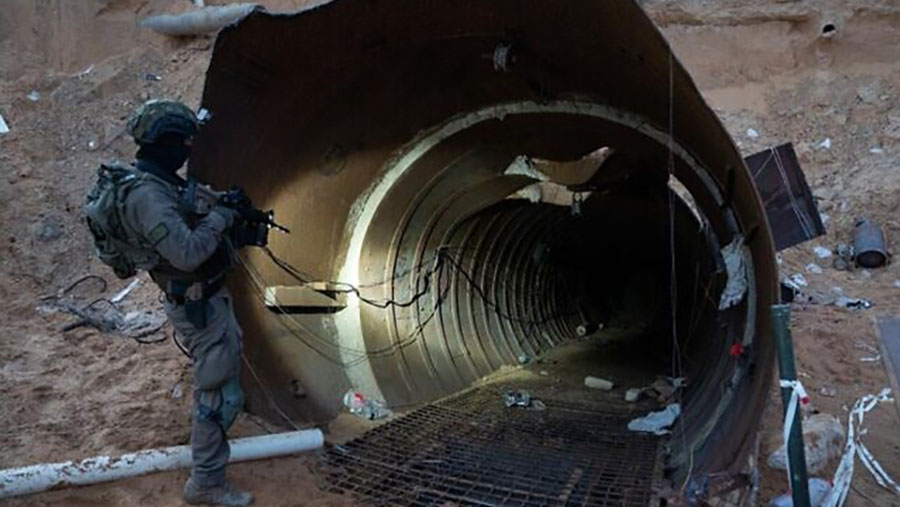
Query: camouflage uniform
88 101 253 504
121 162 244 488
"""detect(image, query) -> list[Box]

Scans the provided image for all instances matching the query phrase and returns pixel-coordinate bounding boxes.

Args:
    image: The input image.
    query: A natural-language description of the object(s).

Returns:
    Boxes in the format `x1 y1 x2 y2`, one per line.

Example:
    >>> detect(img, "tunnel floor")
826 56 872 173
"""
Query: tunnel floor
315 334 668 506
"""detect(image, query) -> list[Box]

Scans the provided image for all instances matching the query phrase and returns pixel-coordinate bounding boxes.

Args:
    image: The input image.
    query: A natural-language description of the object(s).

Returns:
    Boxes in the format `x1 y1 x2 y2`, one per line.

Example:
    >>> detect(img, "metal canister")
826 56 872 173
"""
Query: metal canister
853 218 889 268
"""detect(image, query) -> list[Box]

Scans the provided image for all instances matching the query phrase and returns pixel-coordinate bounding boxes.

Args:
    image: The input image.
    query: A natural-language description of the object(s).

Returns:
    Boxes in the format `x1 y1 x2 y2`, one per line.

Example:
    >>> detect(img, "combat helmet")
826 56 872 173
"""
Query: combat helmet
127 100 199 146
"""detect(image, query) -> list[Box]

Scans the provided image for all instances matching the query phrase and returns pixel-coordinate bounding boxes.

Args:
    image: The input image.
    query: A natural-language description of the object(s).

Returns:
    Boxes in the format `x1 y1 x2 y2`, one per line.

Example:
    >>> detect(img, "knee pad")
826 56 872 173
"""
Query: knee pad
197 377 245 431
219 377 245 430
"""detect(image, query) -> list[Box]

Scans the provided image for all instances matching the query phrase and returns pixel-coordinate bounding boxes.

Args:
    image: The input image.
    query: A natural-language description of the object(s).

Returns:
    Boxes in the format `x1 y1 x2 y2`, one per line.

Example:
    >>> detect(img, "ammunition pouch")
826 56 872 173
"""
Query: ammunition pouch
166 275 226 329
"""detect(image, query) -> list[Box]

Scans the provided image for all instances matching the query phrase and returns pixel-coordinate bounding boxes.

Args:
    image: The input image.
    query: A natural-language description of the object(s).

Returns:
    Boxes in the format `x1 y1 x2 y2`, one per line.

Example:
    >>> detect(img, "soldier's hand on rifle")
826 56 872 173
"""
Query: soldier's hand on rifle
216 186 291 234
218 186 253 210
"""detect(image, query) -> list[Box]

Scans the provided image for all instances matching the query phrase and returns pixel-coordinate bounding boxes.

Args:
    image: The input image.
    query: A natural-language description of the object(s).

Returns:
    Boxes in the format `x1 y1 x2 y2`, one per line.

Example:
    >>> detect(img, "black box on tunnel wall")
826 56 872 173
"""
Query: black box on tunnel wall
745 143 826 251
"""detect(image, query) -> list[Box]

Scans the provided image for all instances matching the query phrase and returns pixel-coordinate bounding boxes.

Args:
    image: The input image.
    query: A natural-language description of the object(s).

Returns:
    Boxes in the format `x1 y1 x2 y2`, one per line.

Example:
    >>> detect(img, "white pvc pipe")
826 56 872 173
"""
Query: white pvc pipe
139 4 260 36
0 429 324 499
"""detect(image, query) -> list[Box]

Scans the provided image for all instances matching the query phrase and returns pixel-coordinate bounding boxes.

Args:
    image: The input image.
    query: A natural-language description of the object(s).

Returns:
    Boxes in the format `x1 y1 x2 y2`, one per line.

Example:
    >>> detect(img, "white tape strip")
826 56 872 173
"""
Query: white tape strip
822 388 896 507
779 379 811 489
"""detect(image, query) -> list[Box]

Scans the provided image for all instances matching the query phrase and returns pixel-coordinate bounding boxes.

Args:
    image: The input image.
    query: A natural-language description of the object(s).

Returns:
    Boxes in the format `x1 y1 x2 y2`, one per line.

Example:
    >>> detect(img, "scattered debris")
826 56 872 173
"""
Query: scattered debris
806 263 823 274
818 138 832 149
575 322 599 337
584 376 614 390
517 353 531 365
26 90 40 102
747 128 760 138
769 477 832 507
0 114 9 134
77 64 94 78
624 388 643 402
787 273 808 289
894 280 900 289
825 389 899 505
718 236 747 310
502 390 545 411
819 384 837 397
768 413 844 474
647 377 686 403
855 341 880 363
856 341 881 362
833 296 872 310
171 382 184 399
539 370 549 376
833 243 854 271
628 403 681 435
813 246 833 259
110 279 142 304
144 73 162 82
343 389 390 420
38 276 165 341
870 147 885 154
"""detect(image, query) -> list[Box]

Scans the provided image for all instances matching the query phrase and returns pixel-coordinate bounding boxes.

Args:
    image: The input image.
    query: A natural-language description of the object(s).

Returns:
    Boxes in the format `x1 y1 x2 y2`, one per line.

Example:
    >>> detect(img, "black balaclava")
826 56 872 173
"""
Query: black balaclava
136 132 192 175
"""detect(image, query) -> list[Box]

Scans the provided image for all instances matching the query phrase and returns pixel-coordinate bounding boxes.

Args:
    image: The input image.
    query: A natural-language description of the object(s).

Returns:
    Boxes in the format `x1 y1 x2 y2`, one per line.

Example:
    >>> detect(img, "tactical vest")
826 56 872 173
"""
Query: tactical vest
85 162 235 291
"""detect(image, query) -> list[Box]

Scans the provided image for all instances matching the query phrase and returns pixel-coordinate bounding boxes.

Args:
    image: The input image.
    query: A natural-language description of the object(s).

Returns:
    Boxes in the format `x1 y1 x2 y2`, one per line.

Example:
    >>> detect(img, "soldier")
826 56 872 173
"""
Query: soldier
86 100 256 505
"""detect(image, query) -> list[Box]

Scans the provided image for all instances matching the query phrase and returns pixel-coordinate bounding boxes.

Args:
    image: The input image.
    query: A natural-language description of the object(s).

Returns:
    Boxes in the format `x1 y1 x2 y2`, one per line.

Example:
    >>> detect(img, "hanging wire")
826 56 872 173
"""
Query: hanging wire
236 242 573 368
239 251 449 363
241 353 302 430
667 44 694 492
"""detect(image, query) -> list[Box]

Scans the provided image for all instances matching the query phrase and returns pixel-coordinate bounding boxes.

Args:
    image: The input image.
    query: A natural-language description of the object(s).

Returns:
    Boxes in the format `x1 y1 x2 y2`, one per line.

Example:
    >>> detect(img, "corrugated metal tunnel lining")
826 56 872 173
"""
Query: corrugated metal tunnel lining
190 0 778 487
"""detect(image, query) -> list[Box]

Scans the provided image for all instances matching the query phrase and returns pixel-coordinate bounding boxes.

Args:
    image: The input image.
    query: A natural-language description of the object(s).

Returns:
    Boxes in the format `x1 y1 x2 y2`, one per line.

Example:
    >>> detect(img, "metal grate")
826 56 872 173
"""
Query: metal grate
316 382 663 506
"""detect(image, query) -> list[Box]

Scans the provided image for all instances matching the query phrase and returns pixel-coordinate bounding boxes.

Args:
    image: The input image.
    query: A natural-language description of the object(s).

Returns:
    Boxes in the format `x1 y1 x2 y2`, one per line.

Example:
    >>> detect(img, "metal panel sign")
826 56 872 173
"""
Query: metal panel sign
745 143 825 251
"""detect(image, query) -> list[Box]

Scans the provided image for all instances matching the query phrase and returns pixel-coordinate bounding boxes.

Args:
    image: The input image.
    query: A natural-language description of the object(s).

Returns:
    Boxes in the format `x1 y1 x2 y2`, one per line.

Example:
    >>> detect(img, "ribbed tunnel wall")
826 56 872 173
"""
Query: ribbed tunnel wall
190 0 778 482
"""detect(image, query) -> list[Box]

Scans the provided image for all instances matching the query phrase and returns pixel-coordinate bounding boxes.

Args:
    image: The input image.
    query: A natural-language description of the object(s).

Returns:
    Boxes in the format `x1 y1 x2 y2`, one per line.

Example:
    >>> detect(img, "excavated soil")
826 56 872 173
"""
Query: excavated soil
1 0 899 505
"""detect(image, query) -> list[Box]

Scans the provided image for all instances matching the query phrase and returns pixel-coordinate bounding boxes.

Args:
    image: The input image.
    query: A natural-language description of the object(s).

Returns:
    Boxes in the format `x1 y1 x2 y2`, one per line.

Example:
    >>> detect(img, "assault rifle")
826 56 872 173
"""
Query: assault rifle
185 179 290 247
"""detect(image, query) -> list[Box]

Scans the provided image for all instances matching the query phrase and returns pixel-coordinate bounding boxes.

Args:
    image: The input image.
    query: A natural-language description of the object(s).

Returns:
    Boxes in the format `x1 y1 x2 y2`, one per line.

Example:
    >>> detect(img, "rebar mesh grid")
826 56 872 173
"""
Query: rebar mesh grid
316 383 663 506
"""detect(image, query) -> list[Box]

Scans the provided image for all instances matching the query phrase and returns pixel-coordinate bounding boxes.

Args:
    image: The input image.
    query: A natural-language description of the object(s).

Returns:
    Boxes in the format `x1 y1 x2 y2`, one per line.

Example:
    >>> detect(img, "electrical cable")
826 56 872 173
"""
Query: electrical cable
172 328 191 358
666 44 692 492
239 253 448 367
62 274 108 295
239 242 574 367
241 353 303 430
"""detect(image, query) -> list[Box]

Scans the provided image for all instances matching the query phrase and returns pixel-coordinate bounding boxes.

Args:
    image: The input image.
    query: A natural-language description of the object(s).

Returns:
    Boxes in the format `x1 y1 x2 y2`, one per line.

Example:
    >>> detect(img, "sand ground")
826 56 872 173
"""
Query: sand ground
1 0 899 505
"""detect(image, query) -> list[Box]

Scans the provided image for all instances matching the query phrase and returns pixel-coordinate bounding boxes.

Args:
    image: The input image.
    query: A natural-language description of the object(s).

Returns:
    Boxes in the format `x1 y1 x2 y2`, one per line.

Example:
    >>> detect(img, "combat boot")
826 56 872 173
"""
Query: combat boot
183 477 254 506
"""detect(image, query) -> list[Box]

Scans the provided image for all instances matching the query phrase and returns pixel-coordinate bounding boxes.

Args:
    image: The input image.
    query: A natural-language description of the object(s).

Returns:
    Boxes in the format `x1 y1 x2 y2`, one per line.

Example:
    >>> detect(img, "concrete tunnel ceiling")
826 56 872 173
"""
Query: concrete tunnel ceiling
190 0 778 479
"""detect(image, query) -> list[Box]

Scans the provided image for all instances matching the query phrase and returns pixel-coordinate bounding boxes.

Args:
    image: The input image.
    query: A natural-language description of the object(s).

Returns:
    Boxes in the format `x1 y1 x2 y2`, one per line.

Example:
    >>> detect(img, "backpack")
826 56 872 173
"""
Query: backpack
85 163 158 279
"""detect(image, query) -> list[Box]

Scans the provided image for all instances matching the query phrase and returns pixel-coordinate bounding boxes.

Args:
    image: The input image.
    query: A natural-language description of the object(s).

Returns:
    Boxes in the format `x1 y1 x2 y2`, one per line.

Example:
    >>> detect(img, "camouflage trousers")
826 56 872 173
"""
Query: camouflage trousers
165 287 244 487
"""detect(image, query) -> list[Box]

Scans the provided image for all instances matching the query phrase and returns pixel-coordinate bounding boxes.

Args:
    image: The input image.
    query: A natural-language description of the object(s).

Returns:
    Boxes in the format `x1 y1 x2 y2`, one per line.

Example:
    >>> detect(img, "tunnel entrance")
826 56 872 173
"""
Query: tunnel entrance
193 0 778 495
343 105 752 480
321 151 736 501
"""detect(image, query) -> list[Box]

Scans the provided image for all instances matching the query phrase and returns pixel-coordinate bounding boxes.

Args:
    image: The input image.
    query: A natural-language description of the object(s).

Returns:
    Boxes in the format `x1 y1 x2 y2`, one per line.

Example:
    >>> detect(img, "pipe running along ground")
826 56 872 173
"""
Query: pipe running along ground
190 0 778 481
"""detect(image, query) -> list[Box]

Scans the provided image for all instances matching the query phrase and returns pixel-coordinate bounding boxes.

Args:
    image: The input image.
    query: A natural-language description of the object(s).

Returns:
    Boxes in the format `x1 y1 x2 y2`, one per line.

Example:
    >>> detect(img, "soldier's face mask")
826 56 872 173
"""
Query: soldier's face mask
137 133 192 173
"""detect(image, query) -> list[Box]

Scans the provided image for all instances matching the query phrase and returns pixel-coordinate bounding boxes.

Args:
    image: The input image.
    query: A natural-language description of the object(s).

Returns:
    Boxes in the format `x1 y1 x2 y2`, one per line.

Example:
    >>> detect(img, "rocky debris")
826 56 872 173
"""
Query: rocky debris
818 384 837 397
769 477 832 507
767 413 844 474
502 390 546 411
